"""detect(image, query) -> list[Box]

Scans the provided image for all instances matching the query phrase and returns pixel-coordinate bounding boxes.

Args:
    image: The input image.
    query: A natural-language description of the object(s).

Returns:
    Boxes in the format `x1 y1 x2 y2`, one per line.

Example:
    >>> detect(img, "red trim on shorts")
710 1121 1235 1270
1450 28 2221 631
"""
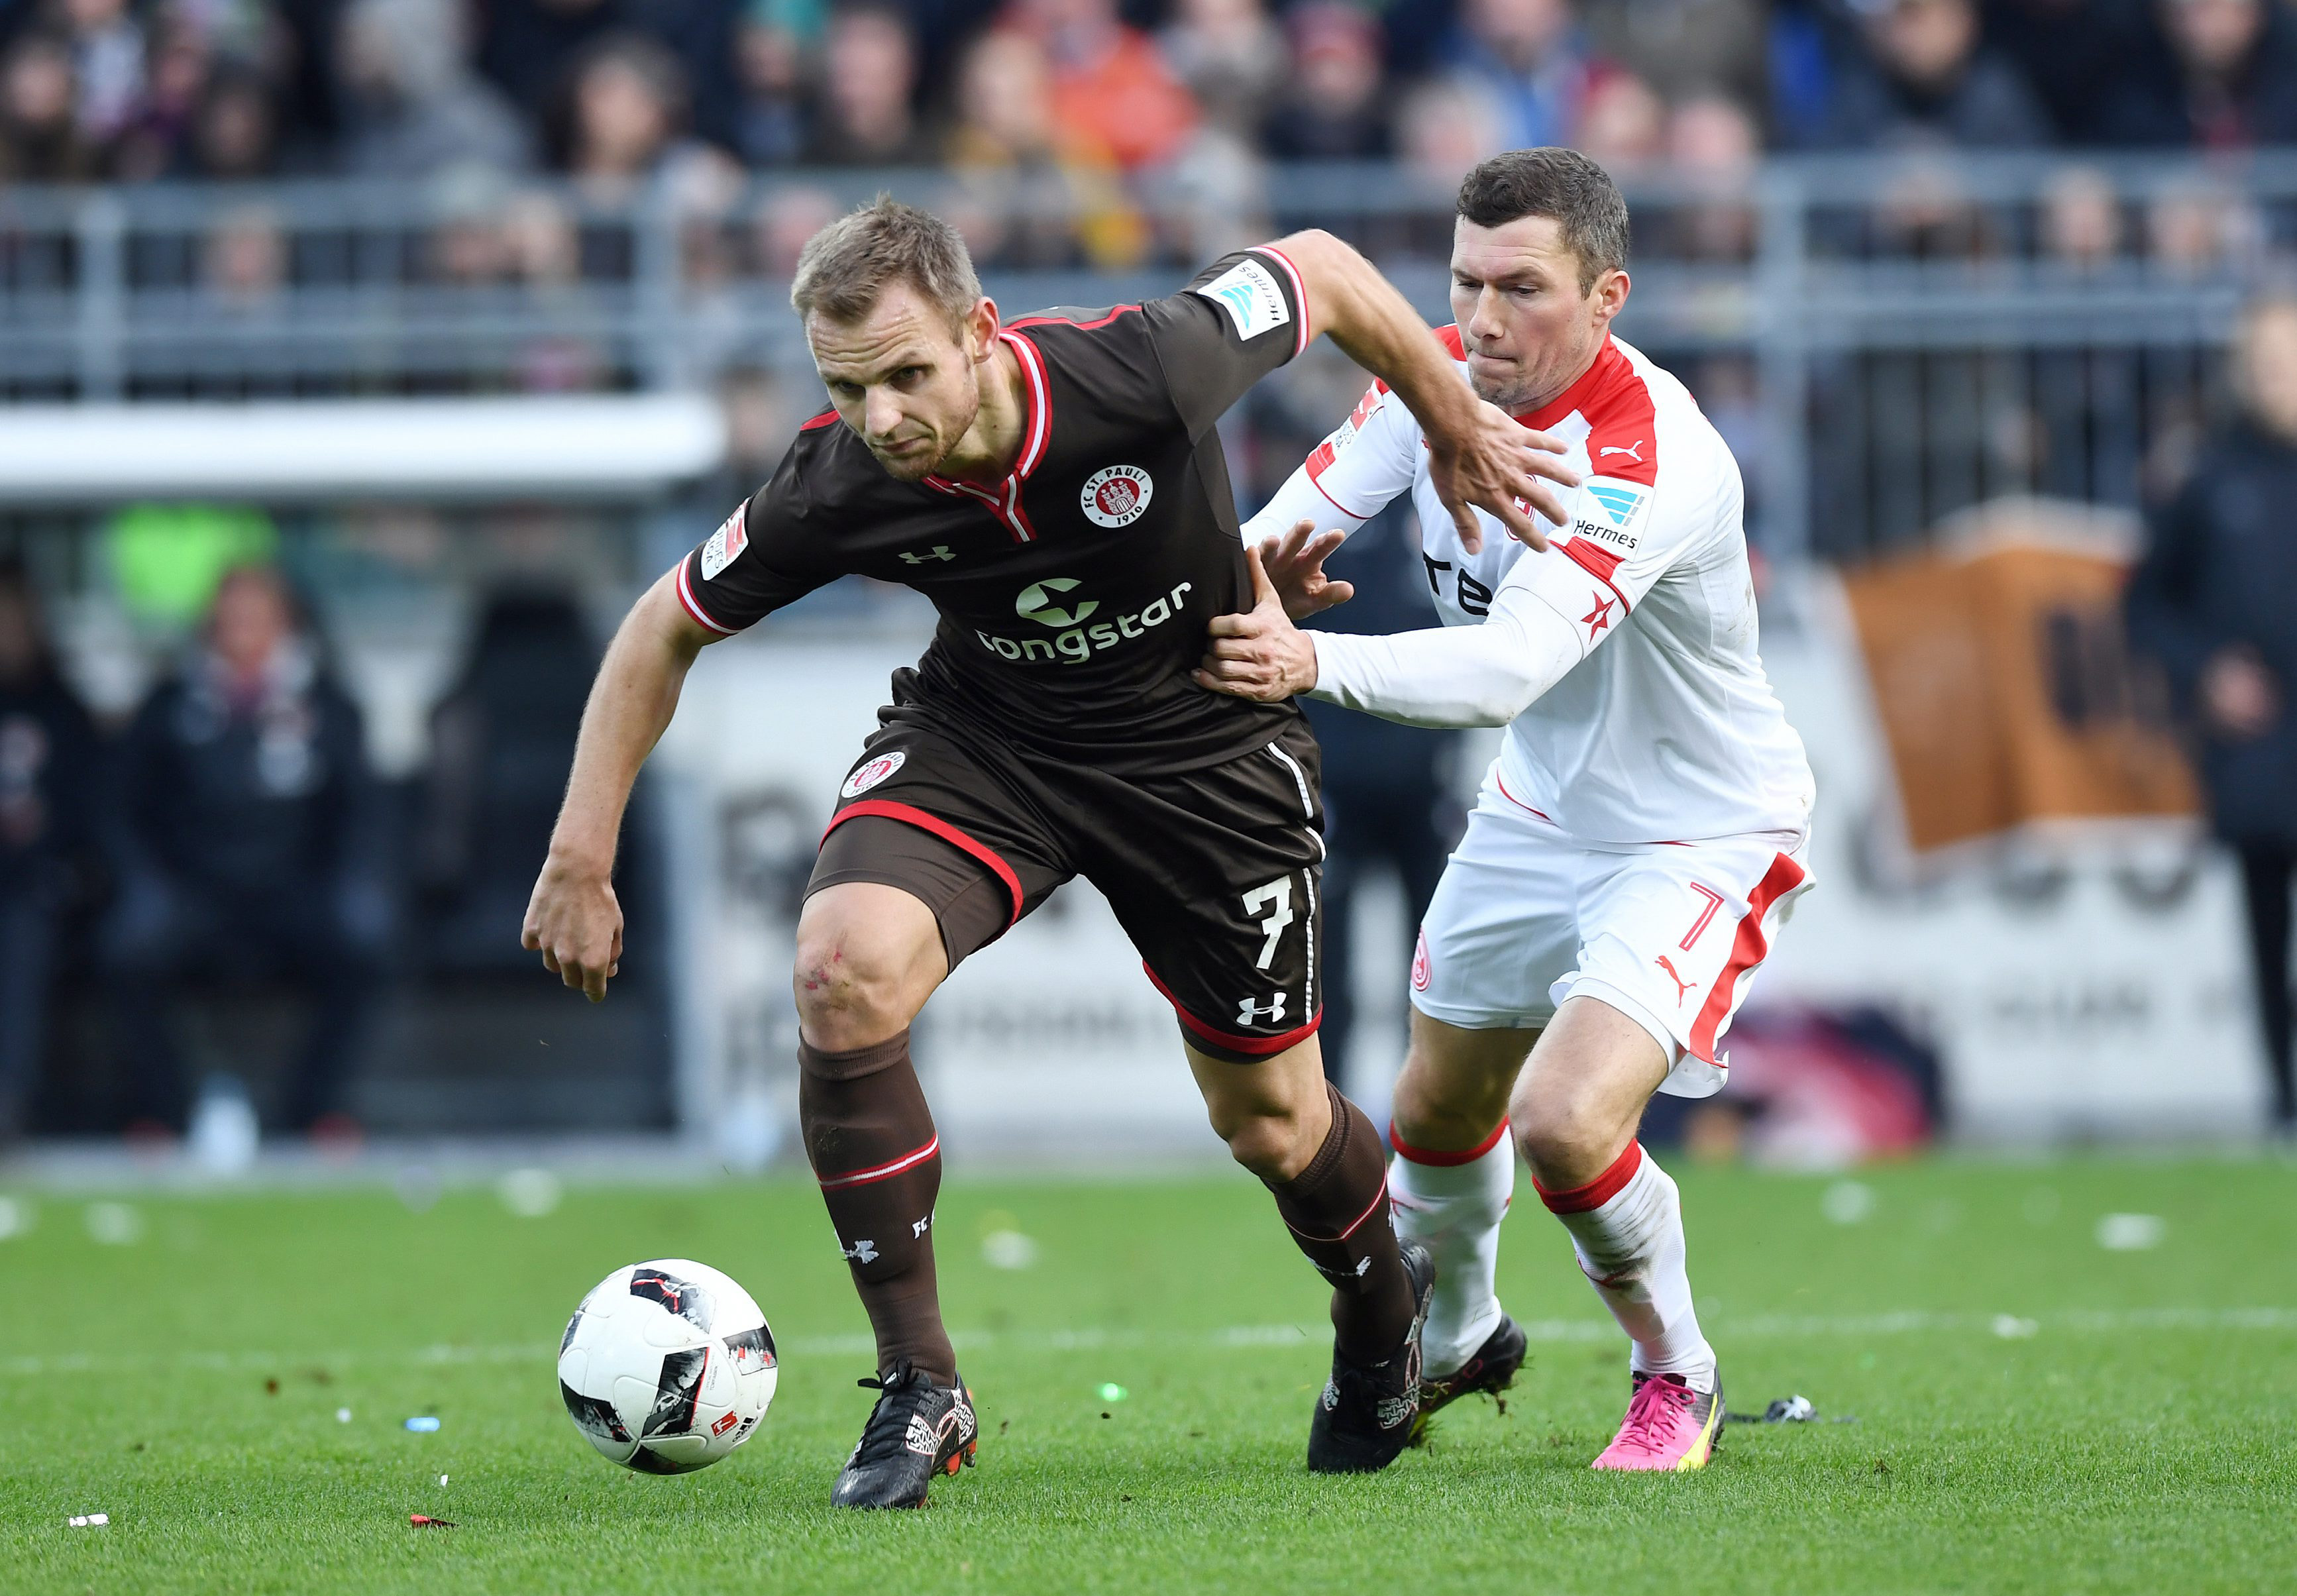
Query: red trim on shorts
816 1134 939 1189
822 801 1024 929
1687 852 1806 1063
1534 1140 1642 1213
800 408 839 431
1141 962 1320 1057
1390 1119 1509 1167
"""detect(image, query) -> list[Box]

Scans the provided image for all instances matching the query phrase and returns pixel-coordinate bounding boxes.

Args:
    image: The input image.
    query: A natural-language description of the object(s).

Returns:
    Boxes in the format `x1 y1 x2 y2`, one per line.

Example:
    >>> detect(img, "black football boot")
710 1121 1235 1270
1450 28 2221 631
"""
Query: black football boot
1306 1241 1435 1474
1411 1314 1529 1444
829 1361 979 1509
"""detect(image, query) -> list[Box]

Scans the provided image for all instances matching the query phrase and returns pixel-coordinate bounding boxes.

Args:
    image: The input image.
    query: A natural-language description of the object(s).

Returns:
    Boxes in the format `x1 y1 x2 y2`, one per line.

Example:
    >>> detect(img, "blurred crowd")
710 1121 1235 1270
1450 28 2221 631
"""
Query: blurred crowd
6 0 2297 199
0 550 620 1147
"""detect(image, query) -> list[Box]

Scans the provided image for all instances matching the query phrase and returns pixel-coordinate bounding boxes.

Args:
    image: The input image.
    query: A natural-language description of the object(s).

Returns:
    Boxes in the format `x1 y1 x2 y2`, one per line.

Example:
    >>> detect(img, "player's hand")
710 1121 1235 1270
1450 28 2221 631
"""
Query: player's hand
1195 544 1320 702
1426 399 1577 555
1256 518 1355 621
522 853 624 1003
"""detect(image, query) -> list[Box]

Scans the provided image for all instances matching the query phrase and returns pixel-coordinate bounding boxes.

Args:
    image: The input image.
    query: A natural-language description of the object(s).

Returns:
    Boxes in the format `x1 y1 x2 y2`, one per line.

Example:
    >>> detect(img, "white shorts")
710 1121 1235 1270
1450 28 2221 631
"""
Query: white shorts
1410 763 1813 1098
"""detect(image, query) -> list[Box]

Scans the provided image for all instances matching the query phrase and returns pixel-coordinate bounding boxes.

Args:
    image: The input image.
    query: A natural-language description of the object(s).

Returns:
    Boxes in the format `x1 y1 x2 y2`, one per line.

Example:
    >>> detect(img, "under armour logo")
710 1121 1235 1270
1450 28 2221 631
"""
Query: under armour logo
1354 1256 1371 1277
912 1215 932 1238
1599 441 1644 462
1582 594 1617 637
1656 955 1692 1006
1237 992 1289 1026
900 545 955 564
841 1238 879 1264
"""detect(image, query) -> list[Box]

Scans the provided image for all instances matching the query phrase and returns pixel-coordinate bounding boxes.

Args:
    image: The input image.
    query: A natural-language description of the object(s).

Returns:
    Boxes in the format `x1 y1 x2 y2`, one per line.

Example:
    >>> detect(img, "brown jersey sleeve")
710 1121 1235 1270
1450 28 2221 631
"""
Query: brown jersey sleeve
1142 245 1311 441
673 420 843 635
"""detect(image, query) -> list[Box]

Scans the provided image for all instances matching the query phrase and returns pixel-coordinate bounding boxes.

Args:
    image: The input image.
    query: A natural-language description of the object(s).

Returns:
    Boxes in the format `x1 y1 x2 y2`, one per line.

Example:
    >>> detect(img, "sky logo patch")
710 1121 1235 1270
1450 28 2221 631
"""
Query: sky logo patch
1586 482 1644 528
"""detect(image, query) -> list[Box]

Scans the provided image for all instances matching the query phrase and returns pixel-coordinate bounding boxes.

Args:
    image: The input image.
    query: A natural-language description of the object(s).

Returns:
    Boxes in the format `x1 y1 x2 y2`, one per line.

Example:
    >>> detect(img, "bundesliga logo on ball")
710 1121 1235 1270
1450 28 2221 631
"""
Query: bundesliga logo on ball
1081 465 1153 528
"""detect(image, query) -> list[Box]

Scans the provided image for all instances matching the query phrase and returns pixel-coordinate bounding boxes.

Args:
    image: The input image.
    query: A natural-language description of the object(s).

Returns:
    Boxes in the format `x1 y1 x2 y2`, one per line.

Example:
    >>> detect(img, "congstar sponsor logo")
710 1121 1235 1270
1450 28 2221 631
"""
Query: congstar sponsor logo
977 578 1195 663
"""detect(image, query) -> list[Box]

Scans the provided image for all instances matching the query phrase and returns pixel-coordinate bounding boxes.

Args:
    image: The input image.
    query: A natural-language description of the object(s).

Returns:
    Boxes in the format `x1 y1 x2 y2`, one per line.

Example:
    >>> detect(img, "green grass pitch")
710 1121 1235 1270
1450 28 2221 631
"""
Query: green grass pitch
3 1155 2293 1594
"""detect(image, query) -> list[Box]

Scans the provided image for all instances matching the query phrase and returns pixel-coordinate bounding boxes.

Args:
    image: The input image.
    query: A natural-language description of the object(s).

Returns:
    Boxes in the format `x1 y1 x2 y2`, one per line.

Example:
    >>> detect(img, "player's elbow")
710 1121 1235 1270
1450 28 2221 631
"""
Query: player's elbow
1463 671 1542 727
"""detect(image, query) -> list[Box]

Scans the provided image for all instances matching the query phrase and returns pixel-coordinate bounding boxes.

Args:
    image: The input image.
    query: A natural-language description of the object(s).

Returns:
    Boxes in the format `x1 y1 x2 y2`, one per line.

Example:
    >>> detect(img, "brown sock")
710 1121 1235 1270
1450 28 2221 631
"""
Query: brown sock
1265 1081 1416 1363
797 1028 957 1385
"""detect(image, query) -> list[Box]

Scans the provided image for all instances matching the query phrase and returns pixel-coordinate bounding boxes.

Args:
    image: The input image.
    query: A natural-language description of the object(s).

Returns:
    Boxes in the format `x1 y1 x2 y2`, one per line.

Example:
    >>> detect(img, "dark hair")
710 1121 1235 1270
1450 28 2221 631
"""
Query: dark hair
1456 148 1629 293
790 194 983 332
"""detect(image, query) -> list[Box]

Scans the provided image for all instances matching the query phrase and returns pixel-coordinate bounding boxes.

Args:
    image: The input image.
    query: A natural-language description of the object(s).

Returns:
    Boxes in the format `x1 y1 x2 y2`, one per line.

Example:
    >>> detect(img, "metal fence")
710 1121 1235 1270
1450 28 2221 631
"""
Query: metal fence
7 152 2297 560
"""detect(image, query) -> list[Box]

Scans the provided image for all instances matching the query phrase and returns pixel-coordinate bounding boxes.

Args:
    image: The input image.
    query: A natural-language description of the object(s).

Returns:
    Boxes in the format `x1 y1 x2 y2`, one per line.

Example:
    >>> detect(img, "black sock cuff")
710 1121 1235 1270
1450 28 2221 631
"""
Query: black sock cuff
1273 1081 1360 1198
798 1028 914 1083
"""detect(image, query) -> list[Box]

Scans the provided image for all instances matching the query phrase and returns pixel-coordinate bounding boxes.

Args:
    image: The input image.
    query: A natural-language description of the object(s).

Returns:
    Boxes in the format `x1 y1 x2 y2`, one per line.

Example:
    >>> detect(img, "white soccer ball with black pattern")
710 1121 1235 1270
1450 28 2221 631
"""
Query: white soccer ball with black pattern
557 1259 778 1473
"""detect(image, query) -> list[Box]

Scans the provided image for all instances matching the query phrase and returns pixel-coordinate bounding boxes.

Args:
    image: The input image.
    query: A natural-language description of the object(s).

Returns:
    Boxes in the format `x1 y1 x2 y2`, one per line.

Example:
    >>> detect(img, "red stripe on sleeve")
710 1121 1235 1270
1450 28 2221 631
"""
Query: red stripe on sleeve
822 801 1025 928
1560 537 1632 613
1253 244 1312 358
673 559 739 635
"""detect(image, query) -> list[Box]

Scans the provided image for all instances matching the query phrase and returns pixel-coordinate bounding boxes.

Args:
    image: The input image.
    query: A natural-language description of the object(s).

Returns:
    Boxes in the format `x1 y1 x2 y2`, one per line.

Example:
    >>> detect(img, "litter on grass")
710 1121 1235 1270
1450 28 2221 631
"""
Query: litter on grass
405 1416 441 1432
67 1514 109 1528
336 1408 352 1423
1726 1395 1859 1424
438 1475 449 1486
408 1515 454 1528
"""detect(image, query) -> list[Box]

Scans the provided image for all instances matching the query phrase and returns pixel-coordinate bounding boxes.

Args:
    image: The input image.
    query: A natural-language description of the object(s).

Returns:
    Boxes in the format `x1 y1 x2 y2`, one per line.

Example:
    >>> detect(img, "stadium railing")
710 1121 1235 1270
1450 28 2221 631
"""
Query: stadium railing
3 153 2294 559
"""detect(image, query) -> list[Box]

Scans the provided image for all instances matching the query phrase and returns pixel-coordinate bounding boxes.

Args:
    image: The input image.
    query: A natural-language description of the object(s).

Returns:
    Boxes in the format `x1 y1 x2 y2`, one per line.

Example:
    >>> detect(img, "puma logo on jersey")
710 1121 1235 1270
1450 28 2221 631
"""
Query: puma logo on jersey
1599 441 1645 462
900 545 955 564
1656 955 1693 1006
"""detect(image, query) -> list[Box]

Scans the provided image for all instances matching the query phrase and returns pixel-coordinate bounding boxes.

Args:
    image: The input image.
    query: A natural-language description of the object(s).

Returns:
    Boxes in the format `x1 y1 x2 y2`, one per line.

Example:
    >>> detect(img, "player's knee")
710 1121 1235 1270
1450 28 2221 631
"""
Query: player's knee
1508 1085 1614 1187
792 919 923 1049
1218 1107 1310 1181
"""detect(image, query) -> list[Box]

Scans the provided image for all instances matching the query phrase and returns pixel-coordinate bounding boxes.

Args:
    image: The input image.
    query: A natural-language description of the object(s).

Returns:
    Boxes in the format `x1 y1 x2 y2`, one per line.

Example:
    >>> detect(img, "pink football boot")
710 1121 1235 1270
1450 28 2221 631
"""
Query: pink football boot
1591 1372 1724 1471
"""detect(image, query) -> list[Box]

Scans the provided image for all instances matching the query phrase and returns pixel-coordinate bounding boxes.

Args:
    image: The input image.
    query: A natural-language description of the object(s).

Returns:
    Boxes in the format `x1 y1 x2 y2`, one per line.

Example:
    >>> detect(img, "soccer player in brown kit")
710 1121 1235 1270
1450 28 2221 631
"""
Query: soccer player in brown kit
521 197 1576 1507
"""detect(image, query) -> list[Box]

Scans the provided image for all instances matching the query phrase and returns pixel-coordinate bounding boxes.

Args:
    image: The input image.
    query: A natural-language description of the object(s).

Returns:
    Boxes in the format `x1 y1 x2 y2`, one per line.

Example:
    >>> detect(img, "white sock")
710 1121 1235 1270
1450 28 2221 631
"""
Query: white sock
1387 1122 1512 1377
1539 1142 1716 1391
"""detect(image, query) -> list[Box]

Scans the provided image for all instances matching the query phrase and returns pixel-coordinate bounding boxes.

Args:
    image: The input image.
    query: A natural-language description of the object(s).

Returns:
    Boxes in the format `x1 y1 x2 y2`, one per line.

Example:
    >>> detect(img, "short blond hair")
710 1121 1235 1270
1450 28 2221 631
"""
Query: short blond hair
789 195 983 331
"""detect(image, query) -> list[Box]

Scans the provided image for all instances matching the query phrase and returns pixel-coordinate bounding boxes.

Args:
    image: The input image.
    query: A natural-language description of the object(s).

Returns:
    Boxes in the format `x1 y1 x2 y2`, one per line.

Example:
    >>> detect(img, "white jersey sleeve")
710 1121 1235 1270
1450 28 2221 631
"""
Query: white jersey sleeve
1243 378 1424 541
1307 581 1584 727
1499 468 1695 637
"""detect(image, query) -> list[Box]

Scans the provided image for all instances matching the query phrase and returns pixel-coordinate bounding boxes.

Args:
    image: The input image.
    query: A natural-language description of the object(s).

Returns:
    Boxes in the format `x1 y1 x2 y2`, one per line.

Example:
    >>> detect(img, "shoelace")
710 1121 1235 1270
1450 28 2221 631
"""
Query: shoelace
1617 1377 1695 1453
849 1360 929 1467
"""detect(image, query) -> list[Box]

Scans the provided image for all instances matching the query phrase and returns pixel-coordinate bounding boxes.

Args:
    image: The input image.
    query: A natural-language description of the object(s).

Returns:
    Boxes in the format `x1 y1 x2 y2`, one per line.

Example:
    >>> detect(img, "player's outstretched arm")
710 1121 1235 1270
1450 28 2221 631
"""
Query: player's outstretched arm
523 571 717 1001
1198 546 1583 727
1267 229 1577 552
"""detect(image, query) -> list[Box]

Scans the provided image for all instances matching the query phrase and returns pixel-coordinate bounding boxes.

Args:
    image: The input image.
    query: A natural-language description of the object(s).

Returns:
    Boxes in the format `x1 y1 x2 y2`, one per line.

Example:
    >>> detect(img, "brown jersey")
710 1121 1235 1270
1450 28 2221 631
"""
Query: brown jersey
676 246 1313 774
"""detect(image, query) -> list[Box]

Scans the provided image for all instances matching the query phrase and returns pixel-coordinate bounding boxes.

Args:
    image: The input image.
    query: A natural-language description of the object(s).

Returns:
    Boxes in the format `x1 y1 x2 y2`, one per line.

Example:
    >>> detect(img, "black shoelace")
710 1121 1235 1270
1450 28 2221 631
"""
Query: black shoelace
849 1360 928 1467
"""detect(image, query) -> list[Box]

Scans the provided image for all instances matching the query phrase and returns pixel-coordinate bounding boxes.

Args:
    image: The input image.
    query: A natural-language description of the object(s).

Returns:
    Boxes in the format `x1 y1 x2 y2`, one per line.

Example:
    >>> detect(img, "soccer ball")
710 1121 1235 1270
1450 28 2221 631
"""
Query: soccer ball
557 1259 778 1473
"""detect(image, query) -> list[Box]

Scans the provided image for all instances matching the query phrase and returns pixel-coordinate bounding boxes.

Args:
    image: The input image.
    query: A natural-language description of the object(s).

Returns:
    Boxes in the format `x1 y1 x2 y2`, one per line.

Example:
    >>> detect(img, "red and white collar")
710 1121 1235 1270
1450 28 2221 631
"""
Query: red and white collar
922 328 1051 543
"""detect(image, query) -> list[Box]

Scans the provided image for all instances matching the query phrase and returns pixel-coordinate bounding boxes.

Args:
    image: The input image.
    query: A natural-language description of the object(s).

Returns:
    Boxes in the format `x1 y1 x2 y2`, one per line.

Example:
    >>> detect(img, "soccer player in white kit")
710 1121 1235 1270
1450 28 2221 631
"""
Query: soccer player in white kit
1197 149 1815 1471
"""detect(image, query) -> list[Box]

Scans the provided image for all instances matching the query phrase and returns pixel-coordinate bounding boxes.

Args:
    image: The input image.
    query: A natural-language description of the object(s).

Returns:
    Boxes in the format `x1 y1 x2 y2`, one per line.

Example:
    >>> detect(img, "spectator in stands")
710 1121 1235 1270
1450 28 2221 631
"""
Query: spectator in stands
943 27 1146 268
2126 293 2297 1138
1258 2 1392 161
479 0 741 154
103 564 392 1138
2096 0 2297 148
1576 69 1668 168
800 2 934 165
60 0 144 145
1666 93 1761 260
1010 0 1199 171
1799 0 2051 150
1439 0 1599 152
335 0 532 178
1159 0 1285 141
733 0 815 166
109 11 212 181
183 62 278 178
1581 0 1768 115
414 589 598 975
1982 0 2156 143
0 29 101 180
1395 72 1505 185
0 559 101 1149
556 32 688 188
203 201 288 308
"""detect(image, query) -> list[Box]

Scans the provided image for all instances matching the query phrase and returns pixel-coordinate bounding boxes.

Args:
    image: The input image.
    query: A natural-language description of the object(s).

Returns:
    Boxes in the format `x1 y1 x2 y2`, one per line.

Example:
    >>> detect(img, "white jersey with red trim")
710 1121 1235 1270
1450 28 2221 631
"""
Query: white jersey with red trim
1247 330 1813 846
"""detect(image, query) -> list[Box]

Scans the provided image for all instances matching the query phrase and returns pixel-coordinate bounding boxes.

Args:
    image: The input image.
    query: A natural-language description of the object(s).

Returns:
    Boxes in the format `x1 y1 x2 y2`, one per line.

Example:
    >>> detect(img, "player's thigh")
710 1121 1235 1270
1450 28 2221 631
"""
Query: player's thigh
1562 833 1813 1101
1410 772 1583 1034
1077 720 1328 1063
